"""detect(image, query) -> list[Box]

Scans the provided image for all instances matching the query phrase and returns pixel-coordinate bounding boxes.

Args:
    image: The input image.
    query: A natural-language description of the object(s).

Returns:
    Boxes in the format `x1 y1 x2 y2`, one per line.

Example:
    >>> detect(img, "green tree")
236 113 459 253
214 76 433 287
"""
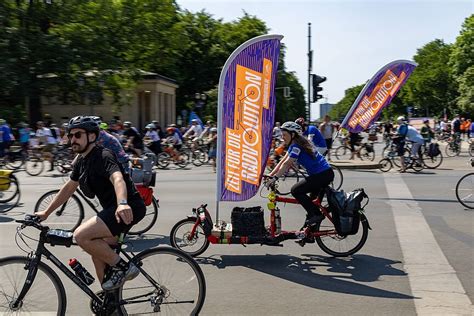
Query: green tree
402 39 457 117
450 15 474 113
328 84 365 122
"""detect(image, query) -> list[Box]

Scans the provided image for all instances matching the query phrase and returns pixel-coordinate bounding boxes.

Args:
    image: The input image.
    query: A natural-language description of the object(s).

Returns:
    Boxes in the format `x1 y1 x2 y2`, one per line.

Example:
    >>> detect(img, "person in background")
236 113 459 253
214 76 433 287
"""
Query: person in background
151 120 165 139
35 121 57 171
420 119 434 144
461 118 471 140
272 121 283 141
50 123 62 144
396 116 424 173
207 127 218 172
18 122 31 152
144 123 161 155
319 115 334 160
349 131 362 160
0 118 12 158
295 117 327 155
123 121 144 157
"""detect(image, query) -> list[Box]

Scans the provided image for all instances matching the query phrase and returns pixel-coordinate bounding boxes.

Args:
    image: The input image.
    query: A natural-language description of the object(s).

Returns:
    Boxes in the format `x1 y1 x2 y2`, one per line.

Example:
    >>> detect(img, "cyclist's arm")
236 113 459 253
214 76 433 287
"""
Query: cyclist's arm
39 180 79 218
109 171 132 225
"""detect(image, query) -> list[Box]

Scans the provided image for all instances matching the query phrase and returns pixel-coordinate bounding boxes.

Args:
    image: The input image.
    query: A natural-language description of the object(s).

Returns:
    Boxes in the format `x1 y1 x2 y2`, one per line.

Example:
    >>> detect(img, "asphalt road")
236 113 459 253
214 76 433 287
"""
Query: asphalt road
0 144 473 315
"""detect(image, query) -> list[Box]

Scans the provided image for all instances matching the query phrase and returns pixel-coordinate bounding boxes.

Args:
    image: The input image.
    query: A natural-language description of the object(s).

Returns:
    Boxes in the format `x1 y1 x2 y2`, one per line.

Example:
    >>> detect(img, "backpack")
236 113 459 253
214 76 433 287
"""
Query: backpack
428 143 441 157
326 187 368 236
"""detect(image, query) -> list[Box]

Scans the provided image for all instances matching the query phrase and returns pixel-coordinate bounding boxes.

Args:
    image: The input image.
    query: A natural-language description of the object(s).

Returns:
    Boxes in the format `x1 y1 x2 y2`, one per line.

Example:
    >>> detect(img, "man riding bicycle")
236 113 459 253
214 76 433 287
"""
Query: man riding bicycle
395 116 424 173
35 116 146 291
295 117 328 155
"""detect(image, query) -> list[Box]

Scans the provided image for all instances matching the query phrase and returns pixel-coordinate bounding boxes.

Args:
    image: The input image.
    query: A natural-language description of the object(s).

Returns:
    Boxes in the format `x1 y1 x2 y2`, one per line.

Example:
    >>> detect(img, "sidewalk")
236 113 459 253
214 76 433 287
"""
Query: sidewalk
330 160 381 169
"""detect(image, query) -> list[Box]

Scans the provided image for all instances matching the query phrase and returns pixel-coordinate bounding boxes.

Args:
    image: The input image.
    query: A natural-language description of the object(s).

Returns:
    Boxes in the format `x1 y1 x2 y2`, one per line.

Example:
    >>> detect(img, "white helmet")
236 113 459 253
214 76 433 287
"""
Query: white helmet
281 121 302 135
397 116 406 122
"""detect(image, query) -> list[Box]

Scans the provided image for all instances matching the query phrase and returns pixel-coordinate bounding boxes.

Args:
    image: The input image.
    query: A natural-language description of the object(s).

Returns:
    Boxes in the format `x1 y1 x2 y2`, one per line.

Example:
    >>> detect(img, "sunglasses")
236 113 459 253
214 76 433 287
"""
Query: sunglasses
67 131 87 140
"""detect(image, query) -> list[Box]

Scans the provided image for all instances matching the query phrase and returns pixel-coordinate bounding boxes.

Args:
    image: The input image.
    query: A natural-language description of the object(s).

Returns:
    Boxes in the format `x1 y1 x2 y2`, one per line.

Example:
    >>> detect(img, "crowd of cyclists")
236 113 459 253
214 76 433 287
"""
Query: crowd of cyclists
0 116 219 173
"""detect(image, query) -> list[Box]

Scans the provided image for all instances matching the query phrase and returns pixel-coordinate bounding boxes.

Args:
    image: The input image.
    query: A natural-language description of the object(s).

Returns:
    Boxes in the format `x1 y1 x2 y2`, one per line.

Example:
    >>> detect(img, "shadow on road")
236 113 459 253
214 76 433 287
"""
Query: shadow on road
0 214 15 223
196 253 415 299
123 233 170 252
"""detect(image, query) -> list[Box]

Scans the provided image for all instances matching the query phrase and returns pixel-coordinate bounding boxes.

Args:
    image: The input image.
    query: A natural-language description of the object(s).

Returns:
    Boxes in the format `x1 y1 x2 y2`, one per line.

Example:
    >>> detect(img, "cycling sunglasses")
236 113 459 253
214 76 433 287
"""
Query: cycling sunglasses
67 131 87 140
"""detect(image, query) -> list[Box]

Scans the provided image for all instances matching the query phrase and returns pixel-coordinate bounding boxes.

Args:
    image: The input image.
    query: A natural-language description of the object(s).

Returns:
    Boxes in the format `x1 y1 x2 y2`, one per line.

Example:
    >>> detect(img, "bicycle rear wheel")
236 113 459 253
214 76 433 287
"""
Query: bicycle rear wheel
25 157 44 176
119 247 206 315
315 216 369 257
379 158 392 172
0 256 66 315
422 152 443 169
128 196 159 235
445 143 459 157
335 146 352 160
455 173 474 209
34 189 85 231
360 146 375 161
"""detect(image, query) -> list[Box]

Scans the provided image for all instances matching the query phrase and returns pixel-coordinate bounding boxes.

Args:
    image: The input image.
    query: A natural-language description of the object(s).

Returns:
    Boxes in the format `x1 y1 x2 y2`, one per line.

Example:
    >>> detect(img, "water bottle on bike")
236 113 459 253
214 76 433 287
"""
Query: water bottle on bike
69 258 95 285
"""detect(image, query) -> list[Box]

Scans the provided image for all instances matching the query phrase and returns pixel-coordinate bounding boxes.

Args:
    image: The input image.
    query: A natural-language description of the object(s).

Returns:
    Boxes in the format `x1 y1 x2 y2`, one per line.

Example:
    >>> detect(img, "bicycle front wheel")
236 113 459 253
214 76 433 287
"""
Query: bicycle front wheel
128 196 159 235
25 157 44 176
34 189 85 231
315 216 369 257
170 218 210 257
455 173 474 209
0 256 66 315
335 146 352 160
0 176 20 213
119 247 206 315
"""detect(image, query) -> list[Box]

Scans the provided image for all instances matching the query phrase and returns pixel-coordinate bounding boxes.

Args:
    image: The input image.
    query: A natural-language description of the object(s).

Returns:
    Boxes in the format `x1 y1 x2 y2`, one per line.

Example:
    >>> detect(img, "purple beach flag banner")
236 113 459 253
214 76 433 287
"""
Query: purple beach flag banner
341 60 417 133
216 34 283 202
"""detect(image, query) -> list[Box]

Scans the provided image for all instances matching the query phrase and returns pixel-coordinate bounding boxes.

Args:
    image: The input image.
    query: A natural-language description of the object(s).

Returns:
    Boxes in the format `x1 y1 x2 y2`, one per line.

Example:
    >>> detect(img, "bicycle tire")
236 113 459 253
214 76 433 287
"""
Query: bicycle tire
25 157 44 176
469 144 474 157
330 164 343 190
445 143 459 157
392 149 410 168
5 155 24 170
276 169 301 195
315 216 369 257
335 146 352 160
170 218 210 257
422 151 443 169
359 146 375 161
119 246 206 315
455 173 474 209
379 158 392 172
156 152 171 169
175 152 190 169
0 256 67 315
128 196 159 235
191 150 204 167
34 189 85 231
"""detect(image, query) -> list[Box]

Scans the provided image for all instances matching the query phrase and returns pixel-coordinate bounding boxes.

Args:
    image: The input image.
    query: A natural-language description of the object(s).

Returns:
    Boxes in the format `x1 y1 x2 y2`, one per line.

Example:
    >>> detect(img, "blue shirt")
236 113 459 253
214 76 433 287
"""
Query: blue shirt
304 125 326 148
1 125 12 142
287 143 331 175
97 131 129 166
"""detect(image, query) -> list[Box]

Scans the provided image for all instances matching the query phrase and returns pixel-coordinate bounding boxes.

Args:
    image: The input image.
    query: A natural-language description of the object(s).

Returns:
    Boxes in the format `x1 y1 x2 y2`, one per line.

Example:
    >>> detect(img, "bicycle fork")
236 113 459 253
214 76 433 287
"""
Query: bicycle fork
10 252 41 311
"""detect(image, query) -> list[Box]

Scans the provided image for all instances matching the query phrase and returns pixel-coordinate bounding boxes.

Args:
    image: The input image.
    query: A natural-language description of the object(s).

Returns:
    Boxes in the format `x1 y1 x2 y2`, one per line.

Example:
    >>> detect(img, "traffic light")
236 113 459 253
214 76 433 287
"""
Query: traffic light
311 74 326 103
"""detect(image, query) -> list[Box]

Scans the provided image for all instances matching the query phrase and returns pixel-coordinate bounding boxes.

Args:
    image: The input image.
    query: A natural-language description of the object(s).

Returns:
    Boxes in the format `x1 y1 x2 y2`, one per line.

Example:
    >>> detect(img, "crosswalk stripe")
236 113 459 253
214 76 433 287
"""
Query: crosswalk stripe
383 173 473 315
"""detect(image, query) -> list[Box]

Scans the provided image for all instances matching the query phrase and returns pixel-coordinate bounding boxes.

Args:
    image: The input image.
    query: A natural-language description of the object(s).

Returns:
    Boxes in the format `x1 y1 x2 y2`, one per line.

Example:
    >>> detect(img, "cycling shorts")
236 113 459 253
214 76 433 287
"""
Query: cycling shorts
97 196 146 236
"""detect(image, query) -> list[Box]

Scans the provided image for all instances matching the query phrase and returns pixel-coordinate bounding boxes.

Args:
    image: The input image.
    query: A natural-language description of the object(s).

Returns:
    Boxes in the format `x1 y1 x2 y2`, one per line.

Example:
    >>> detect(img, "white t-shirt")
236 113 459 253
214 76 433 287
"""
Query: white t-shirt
185 125 203 138
145 130 160 142
406 126 424 143
36 128 57 144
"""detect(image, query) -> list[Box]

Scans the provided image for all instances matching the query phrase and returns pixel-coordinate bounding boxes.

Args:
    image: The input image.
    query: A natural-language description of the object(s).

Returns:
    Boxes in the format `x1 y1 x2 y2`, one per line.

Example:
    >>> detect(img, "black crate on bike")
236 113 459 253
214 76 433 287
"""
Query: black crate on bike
231 206 266 237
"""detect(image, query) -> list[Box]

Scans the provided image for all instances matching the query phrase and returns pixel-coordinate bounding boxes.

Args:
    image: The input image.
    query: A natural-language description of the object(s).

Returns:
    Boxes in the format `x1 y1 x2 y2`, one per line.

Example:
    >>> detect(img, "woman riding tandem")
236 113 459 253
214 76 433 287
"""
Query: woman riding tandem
267 121 334 228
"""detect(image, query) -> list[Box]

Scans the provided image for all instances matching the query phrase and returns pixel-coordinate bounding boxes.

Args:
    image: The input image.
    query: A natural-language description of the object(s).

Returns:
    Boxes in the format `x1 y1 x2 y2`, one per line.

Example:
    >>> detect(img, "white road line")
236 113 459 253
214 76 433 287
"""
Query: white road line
383 173 473 315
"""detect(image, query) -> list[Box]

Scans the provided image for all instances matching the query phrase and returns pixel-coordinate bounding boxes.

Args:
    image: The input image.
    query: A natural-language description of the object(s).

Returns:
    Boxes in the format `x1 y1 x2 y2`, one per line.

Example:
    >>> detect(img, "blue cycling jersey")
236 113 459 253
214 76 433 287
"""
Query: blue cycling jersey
287 143 330 175
304 125 326 148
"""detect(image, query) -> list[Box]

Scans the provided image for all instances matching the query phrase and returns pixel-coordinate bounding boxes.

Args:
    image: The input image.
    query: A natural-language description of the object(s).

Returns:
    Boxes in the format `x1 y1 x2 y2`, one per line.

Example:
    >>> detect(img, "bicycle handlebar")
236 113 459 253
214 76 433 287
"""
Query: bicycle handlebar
15 214 48 231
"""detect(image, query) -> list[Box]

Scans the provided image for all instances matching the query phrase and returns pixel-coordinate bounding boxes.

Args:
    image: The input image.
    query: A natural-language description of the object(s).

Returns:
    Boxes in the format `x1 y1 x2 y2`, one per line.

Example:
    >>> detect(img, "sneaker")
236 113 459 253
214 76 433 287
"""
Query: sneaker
102 263 139 291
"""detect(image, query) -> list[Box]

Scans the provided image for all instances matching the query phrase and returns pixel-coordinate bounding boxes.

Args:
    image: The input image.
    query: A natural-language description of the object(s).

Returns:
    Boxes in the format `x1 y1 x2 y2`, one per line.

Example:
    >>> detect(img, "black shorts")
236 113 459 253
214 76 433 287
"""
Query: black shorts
397 141 406 156
325 138 333 150
97 195 146 236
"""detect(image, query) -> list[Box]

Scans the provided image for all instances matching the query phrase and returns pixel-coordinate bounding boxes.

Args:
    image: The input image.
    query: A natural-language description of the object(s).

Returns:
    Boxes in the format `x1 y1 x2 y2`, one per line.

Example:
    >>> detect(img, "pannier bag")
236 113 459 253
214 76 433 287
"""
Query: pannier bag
136 185 153 206
326 187 368 236
130 153 156 187
428 143 441 157
231 206 266 237
46 229 74 247
0 170 13 191
365 144 374 153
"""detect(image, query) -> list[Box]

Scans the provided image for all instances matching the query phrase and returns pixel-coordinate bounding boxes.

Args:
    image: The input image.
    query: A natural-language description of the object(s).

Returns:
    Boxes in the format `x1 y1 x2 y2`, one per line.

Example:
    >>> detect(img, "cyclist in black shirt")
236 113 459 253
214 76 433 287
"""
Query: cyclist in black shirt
35 116 146 291
123 121 144 157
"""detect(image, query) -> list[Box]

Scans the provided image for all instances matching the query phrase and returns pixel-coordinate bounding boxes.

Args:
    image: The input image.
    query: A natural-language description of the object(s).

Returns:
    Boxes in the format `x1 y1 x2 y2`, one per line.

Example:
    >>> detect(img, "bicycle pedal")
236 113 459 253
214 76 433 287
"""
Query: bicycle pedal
295 239 306 247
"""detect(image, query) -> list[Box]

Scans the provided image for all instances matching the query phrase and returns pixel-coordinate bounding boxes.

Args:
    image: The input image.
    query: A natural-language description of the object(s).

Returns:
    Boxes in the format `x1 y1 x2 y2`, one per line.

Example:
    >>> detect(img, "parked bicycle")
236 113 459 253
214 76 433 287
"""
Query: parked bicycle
170 176 370 257
34 187 158 235
0 214 206 315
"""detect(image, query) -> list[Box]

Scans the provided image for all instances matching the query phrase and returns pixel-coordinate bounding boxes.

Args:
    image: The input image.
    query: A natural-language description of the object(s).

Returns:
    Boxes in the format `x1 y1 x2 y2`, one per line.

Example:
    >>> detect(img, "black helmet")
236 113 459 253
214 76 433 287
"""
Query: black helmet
68 116 99 135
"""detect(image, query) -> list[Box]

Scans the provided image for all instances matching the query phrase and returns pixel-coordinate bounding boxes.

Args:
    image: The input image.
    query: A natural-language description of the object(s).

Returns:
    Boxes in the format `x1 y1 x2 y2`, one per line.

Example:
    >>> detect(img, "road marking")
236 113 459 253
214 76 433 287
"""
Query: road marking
383 173 473 315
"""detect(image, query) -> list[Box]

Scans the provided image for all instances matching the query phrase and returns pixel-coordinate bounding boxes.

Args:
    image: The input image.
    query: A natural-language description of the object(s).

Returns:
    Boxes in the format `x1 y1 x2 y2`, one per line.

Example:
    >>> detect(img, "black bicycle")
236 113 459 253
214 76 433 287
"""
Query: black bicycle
0 214 206 315
34 188 159 235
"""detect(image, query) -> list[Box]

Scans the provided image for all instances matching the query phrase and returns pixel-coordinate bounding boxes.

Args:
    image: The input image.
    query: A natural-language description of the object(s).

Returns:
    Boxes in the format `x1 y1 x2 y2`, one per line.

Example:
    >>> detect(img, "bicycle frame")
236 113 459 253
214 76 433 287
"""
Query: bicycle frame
187 187 340 246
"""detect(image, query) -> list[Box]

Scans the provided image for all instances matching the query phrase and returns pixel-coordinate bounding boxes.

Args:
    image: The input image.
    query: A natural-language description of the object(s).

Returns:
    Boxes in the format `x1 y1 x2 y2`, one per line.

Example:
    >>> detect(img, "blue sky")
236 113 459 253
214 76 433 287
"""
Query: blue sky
176 0 472 119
